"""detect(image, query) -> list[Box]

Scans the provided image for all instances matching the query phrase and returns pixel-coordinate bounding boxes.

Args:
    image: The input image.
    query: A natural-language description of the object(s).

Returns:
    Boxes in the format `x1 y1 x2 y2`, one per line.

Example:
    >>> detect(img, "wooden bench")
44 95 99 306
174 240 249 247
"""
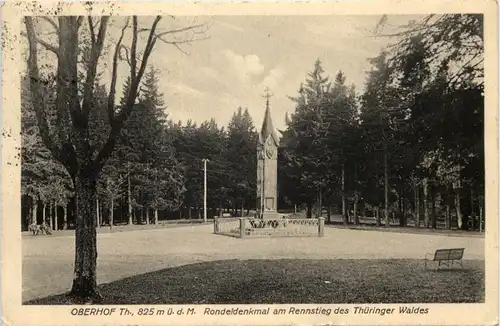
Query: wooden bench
425 248 465 270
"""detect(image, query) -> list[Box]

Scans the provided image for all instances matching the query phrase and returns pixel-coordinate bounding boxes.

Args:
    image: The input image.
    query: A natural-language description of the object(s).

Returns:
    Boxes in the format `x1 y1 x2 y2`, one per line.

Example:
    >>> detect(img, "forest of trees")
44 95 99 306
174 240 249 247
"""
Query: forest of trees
279 14 484 231
22 65 261 229
22 14 484 235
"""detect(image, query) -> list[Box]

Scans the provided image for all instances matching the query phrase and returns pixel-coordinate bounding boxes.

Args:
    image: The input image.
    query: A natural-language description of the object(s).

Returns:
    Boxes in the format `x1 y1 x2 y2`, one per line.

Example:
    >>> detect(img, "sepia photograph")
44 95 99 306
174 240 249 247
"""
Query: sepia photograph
1 1 498 325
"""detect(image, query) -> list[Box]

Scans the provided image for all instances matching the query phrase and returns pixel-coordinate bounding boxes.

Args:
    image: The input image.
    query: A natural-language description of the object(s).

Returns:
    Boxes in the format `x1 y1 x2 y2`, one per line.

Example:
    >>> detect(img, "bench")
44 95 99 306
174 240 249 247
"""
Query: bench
425 248 465 270
28 223 52 236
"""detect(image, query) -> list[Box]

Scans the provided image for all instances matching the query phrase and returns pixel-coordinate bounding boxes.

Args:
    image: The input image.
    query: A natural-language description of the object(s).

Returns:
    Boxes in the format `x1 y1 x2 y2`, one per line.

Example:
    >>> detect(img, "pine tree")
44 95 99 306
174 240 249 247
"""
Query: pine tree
283 60 332 218
225 107 258 216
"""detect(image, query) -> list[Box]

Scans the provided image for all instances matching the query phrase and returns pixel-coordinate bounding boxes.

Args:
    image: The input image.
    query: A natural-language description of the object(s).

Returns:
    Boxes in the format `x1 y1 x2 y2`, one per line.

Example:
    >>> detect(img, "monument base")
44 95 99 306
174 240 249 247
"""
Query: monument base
261 211 282 220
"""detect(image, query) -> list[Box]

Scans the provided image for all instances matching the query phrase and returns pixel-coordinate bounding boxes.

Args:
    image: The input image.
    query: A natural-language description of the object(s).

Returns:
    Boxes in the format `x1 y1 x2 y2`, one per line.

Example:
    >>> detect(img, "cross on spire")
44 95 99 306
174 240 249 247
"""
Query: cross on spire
260 87 279 146
262 87 274 109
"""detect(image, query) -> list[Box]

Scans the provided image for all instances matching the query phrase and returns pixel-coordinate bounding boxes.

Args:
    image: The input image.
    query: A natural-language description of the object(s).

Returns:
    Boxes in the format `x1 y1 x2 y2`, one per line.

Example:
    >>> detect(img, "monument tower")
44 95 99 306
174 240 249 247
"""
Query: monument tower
256 88 280 219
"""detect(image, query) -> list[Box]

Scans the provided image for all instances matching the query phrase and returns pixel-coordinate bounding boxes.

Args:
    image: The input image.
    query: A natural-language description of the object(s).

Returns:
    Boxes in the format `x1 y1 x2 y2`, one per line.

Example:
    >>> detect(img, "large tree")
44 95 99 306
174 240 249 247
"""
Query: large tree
24 15 207 300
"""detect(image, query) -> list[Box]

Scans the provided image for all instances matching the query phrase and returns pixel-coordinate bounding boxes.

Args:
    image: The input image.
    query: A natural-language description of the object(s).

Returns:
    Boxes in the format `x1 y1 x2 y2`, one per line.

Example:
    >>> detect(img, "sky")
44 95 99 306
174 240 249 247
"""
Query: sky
26 15 423 132
131 15 421 131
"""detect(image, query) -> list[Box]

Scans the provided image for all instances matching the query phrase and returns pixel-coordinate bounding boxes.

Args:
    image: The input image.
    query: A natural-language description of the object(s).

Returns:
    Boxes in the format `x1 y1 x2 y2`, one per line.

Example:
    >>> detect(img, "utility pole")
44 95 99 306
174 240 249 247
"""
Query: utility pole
127 161 132 225
202 159 209 223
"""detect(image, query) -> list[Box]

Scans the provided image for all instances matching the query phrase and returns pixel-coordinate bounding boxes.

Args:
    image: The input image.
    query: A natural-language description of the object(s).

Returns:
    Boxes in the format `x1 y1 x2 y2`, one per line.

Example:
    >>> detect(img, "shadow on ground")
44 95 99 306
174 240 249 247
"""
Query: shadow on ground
24 259 484 305
325 223 484 238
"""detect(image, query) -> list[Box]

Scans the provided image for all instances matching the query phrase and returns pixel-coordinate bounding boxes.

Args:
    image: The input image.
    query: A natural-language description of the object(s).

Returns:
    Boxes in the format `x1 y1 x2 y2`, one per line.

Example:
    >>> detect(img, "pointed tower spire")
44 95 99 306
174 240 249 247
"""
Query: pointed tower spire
260 87 279 144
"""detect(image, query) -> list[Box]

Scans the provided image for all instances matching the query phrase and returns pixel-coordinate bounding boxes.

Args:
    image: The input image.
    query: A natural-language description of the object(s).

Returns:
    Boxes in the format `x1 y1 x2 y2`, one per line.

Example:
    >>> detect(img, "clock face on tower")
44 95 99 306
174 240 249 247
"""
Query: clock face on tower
266 137 275 159
266 147 274 159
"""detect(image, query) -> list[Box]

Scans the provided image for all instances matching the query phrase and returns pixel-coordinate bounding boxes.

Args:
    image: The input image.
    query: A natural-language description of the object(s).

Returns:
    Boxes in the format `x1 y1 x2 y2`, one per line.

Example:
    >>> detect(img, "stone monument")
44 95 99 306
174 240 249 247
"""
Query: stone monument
256 88 281 219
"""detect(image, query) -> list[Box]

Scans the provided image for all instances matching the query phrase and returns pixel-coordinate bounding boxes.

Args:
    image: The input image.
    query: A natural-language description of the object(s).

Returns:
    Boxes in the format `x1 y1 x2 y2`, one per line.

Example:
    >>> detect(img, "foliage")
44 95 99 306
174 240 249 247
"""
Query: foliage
279 14 484 229
22 14 484 238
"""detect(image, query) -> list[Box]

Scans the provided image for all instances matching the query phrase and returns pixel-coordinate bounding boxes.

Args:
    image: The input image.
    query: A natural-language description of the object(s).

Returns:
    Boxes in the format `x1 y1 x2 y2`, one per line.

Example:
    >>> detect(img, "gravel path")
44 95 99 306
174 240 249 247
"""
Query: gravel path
22 224 484 302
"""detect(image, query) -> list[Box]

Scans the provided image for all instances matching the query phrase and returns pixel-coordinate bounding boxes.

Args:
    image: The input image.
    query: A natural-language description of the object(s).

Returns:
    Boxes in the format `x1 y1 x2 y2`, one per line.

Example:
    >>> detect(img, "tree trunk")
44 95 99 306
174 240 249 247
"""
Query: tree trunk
470 188 475 231
154 209 158 225
454 180 462 229
42 203 46 225
353 163 359 225
109 198 114 228
54 204 59 231
96 198 101 228
127 171 133 225
306 202 312 219
188 206 192 219
63 204 68 230
70 172 99 300
32 200 38 225
146 207 150 225
353 194 359 225
397 192 403 227
341 164 347 224
49 202 54 230
402 194 407 227
327 205 332 222
445 203 451 229
318 189 322 218
375 206 380 226
294 204 297 214
423 178 429 228
431 188 437 229
479 196 484 232
415 184 420 228
27 205 32 229
137 207 142 224
384 152 389 227
241 200 244 217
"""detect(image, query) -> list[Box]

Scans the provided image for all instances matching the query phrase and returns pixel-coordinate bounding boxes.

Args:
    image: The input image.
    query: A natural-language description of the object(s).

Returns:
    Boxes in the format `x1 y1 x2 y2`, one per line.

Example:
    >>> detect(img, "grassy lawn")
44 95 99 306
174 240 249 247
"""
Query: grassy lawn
24 259 484 305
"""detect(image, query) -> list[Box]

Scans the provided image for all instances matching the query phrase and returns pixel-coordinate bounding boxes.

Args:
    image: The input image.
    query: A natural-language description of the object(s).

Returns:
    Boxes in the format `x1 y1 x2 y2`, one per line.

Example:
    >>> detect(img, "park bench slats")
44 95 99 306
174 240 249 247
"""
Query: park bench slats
425 248 464 270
